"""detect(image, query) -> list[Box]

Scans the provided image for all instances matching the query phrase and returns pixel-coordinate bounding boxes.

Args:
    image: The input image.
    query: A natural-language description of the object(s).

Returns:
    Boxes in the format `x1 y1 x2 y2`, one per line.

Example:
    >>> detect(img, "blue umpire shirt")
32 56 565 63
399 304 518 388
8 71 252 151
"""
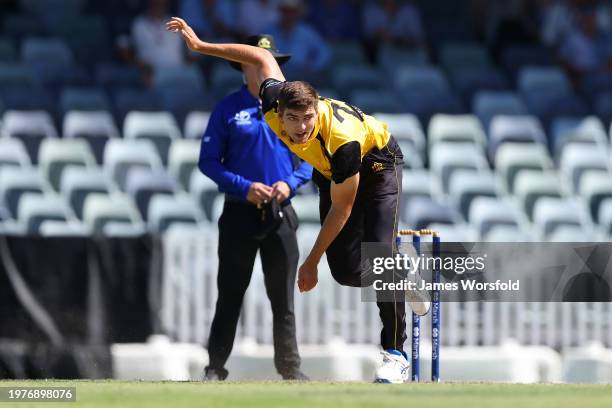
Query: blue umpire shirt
199 85 313 200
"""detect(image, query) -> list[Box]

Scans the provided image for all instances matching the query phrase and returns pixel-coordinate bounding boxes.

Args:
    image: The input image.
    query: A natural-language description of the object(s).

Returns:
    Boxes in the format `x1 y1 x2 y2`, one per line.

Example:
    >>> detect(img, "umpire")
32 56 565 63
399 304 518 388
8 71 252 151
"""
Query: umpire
198 34 313 381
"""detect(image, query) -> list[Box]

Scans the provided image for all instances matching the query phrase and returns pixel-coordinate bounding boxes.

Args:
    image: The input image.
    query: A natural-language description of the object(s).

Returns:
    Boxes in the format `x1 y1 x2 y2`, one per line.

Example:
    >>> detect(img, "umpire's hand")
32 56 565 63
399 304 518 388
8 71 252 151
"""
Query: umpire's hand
298 260 318 292
247 182 273 206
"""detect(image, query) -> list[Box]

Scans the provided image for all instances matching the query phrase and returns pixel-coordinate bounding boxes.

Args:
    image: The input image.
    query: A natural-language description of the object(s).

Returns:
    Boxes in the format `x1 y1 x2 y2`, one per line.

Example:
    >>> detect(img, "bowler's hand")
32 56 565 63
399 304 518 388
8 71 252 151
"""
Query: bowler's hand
166 17 203 52
271 181 291 203
298 259 318 292
247 182 272 206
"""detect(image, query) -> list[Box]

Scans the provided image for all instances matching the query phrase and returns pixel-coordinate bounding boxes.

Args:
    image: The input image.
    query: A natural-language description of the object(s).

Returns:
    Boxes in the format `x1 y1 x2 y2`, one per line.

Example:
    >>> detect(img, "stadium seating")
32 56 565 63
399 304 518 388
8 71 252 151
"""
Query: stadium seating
63 110 120 164
18 193 72 234
449 67 510 103
103 139 163 191
373 113 426 163
579 172 612 224
153 65 205 92
60 87 110 115
0 37 16 62
158 88 211 125
349 90 402 114
473 91 528 129
1 110 59 163
488 115 547 161
532 197 585 238
598 199 612 236
402 196 458 230
95 63 143 90
21 37 74 66
190 169 220 222
514 170 563 221
448 170 498 220
550 116 608 158
125 168 177 221
0 0 609 242
428 114 487 147
494 143 554 193
0 167 47 218
0 138 31 169
60 166 112 219
429 142 489 193
168 139 201 192
82 193 142 234
288 195 320 225
559 144 610 194
468 197 520 238
148 195 204 233
183 111 210 140
113 89 161 124
123 111 182 164
439 43 491 71
38 138 97 191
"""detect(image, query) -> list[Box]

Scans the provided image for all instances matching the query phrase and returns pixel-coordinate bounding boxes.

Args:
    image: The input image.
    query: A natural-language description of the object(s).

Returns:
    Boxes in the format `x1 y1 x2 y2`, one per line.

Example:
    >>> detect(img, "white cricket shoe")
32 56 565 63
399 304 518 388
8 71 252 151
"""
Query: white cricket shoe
374 349 410 384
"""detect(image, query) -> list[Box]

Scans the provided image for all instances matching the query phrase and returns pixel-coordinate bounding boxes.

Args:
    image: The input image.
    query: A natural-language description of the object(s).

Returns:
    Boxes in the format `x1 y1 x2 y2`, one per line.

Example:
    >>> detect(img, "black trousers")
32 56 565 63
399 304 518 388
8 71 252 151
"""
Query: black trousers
206 199 301 377
314 137 406 352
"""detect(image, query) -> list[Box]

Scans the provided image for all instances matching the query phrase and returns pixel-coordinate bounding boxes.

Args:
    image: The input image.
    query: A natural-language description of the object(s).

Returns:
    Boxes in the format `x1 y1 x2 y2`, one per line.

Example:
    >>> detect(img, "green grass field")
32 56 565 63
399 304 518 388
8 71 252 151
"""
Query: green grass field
1 380 612 408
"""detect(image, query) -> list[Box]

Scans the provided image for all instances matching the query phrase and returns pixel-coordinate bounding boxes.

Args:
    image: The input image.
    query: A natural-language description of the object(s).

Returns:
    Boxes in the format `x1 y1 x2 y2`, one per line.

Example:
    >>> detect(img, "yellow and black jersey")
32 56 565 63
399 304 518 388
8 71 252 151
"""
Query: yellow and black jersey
259 78 392 183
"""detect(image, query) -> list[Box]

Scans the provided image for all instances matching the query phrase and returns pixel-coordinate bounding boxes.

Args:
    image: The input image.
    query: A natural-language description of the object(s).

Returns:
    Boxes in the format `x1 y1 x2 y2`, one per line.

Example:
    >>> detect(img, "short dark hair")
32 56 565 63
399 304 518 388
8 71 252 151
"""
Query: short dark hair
278 81 319 113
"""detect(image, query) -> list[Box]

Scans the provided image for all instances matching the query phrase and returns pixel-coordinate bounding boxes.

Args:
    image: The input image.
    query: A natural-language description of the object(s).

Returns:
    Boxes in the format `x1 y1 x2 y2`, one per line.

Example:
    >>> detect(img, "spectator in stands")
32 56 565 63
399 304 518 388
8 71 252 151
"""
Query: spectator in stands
266 0 331 84
308 0 361 41
238 0 280 36
130 0 188 85
198 34 313 381
361 0 425 64
540 0 576 47
470 0 540 57
556 0 612 77
179 0 239 40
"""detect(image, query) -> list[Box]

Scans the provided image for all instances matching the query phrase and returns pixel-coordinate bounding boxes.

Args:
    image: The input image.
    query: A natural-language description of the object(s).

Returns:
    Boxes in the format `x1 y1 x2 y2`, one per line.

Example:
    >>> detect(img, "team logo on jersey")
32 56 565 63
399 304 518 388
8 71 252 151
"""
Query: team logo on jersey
371 162 384 173
257 38 272 49
234 110 252 125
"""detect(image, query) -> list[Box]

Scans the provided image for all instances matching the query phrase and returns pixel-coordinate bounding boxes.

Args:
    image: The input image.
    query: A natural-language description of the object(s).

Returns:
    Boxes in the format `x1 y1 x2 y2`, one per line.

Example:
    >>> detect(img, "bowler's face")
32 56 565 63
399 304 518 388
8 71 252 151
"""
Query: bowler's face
279 107 318 144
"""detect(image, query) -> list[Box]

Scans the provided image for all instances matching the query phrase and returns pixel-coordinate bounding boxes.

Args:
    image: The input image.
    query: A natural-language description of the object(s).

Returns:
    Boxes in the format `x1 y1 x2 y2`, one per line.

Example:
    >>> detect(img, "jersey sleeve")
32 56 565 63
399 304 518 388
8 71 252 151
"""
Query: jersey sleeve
330 141 361 184
259 78 284 114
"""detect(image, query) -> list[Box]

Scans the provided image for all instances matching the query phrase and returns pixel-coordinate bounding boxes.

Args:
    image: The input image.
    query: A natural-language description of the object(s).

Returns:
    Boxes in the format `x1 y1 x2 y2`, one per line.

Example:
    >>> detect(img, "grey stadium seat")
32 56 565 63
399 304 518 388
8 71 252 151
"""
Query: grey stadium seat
1 110 58 163
60 167 112 219
38 138 96 191
190 169 220 222
184 111 211 140
488 115 547 162
428 114 486 147
514 170 563 221
579 172 612 224
103 139 163 191
449 170 498 220
532 197 584 238
472 91 528 129
290 194 320 224
148 195 204 233
63 110 120 164
168 139 201 191
18 193 71 234
494 143 554 193
123 111 182 164
468 197 520 238
0 137 30 169
125 168 177 221
559 144 610 194
429 142 489 194
0 167 47 218
82 193 142 234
